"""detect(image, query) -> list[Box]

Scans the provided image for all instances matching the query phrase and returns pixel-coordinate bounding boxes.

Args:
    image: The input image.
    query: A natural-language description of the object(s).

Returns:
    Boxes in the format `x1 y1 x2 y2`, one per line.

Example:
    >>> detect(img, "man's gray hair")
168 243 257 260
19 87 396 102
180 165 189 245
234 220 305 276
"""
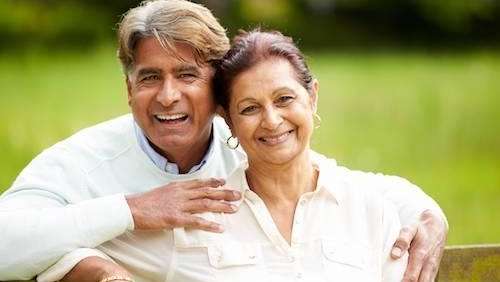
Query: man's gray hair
117 0 230 74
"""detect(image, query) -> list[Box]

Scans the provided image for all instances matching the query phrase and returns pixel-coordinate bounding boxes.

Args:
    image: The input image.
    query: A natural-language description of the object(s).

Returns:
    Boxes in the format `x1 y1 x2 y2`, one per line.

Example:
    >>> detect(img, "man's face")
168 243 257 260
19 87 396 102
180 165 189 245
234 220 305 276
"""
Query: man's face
127 37 216 159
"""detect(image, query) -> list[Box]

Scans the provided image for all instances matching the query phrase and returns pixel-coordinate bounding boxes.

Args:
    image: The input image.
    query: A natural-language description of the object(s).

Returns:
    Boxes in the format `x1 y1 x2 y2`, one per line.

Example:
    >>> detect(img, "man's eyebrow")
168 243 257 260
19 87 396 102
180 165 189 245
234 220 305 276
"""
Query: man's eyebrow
137 68 161 78
174 64 201 74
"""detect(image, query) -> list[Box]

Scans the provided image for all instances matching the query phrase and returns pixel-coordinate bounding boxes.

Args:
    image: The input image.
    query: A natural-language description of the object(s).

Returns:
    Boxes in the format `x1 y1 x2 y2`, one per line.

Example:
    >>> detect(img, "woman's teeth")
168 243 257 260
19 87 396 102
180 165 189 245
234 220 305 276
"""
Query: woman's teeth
260 130 293 144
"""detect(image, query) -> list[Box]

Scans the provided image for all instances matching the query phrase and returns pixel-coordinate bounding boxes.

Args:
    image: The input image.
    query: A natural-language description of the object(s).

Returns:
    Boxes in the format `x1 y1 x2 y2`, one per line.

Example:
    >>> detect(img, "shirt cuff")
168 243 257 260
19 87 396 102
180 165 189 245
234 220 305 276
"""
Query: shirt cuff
73 194 134 247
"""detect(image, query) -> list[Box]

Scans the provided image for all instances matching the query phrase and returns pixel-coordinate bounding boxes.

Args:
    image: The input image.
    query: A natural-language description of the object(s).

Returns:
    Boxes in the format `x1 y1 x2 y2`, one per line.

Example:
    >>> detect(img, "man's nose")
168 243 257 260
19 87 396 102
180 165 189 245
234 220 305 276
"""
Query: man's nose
156 78 181 107
261 106 283 130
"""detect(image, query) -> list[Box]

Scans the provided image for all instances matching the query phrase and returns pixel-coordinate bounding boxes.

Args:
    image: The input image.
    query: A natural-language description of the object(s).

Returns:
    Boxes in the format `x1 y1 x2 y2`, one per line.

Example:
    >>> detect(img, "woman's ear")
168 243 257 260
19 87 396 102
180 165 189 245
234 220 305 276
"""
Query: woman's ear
216 105 233 129
310 79 319 113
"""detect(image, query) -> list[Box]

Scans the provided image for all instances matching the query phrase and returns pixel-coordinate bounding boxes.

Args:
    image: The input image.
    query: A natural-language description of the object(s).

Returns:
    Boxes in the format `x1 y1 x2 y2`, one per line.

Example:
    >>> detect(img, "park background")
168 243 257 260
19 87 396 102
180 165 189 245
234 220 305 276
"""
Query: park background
0 0 498 245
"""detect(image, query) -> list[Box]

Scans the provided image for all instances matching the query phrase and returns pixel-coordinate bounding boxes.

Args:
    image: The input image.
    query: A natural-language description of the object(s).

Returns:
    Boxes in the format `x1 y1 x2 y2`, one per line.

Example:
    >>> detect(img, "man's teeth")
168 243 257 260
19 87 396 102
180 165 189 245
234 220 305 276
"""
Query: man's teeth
155 113 187 121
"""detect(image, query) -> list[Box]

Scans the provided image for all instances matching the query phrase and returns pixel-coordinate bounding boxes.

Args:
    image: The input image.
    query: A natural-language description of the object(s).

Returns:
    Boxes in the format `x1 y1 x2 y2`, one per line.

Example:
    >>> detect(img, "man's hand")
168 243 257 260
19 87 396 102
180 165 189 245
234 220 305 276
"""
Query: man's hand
391 210 448 282
61 256 132 282
126 178 241 232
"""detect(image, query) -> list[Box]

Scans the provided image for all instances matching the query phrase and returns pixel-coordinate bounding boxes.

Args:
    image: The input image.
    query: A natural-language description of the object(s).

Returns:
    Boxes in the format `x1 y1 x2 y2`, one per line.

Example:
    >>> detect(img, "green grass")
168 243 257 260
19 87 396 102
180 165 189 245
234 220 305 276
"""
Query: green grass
1 45 499 245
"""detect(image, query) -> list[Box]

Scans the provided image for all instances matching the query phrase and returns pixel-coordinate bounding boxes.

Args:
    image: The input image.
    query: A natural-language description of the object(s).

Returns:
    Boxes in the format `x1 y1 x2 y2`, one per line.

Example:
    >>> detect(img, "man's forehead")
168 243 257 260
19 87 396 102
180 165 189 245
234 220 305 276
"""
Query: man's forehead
131 37 212 74
135 37 203 64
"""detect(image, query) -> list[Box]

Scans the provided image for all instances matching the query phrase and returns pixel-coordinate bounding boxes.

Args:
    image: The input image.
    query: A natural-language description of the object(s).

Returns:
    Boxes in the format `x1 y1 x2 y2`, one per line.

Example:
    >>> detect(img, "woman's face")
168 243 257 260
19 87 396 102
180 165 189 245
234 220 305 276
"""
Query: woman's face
227 58 318 165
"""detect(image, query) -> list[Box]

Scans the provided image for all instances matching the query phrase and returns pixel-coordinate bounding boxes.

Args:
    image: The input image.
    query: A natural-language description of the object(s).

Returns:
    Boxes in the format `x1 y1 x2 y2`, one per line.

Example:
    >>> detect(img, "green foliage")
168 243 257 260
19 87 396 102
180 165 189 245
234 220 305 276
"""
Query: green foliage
1 0 499 51
0 45 499 245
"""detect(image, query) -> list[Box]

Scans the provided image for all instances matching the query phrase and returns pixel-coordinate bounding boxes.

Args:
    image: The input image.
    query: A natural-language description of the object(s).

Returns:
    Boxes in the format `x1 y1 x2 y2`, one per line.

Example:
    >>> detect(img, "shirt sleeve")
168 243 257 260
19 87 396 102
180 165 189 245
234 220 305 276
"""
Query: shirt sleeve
316 152 446 228
370 173 447 228
381 200 408 281
36 248 116 282
0 146 134 280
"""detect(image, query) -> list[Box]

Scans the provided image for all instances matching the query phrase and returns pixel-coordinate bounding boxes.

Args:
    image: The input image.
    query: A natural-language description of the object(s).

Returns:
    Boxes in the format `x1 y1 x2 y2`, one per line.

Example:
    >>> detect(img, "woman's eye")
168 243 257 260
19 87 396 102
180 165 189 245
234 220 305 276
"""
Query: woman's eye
241 105 258 115
276 95 294 105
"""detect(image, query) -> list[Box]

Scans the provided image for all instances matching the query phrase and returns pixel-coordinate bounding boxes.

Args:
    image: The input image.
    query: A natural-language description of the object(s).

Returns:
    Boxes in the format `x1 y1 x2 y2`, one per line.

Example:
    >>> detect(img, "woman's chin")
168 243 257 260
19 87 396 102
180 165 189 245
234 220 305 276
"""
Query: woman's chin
250 148 305 166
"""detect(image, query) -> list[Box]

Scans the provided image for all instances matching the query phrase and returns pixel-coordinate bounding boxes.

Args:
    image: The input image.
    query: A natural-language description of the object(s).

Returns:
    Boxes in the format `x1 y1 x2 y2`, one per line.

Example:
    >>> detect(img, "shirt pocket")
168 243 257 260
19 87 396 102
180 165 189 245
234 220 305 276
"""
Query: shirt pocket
207 241 268 282
321 240 376 281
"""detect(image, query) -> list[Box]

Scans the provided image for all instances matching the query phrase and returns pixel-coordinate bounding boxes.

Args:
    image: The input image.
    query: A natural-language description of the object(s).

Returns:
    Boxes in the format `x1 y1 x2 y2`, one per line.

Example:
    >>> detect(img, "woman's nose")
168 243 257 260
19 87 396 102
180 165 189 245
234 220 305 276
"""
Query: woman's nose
261 107 283 130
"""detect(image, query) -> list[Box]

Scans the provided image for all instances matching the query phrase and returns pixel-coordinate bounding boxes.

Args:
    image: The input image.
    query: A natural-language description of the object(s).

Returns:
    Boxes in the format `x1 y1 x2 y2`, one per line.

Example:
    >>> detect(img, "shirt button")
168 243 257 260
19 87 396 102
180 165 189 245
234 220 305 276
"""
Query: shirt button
296 272 303 279
300 199 307 206
289 256 296 263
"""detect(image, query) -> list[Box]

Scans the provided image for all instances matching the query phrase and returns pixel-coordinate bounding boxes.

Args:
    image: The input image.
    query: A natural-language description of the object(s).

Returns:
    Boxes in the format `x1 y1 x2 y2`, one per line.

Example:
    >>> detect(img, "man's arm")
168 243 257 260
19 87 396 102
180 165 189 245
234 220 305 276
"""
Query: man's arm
0 191 134 280
34 178 242 281
0 147 240 280
367 173 448 282
37 249 130 282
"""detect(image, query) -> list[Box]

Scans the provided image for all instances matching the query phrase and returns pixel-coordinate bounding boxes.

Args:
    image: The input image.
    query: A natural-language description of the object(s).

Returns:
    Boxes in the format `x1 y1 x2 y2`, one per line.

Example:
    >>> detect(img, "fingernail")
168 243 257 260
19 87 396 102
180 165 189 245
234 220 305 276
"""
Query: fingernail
391 247 402 258
230 204 238 212
215 225 224 233
233 191 241 198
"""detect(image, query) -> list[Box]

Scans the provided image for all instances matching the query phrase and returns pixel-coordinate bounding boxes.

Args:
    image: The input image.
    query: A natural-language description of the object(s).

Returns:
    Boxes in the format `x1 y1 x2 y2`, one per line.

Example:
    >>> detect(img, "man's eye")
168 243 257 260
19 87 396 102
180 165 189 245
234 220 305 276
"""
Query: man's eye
179 73 197 80
240 105 258 115
142 75 160 82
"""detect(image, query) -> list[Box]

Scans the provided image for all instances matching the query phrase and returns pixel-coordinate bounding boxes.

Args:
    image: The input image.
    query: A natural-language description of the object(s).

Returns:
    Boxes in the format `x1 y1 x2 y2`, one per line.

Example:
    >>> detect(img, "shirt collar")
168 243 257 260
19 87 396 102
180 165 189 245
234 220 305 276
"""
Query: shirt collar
133 121 213 174
228 152 344 206
311 152 344 205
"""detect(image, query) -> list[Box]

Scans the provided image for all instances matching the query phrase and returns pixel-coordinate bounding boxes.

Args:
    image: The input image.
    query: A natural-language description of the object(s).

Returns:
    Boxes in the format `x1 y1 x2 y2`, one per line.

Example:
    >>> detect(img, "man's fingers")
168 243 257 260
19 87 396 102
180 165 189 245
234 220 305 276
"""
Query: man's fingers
189 188 241 201
392 225 418 258
184 198 238 214
183 215 224 233
172 178 225 190
403 246 429 282
417 256 439 282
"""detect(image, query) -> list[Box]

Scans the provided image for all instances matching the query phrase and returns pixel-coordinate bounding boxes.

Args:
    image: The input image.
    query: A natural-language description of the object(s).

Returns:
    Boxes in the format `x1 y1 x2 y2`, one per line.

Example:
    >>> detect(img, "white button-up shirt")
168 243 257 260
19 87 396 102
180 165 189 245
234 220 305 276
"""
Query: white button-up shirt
169 156 408 282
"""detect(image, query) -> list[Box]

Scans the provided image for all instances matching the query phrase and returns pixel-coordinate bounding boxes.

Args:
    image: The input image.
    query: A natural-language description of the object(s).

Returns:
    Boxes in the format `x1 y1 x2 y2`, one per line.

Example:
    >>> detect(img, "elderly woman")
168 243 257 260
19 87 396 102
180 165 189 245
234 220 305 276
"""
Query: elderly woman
166 29 408 281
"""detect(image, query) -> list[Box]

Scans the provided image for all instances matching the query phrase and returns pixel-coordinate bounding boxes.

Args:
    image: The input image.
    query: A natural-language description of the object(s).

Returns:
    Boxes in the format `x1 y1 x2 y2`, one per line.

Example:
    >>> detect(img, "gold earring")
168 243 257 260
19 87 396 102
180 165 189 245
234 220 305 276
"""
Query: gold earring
313 113 321 129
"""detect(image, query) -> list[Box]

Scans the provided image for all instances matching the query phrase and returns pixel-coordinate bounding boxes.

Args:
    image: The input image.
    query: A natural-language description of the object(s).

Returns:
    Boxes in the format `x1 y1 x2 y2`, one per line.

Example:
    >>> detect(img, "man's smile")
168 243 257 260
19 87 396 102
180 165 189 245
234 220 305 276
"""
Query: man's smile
154 113 189 124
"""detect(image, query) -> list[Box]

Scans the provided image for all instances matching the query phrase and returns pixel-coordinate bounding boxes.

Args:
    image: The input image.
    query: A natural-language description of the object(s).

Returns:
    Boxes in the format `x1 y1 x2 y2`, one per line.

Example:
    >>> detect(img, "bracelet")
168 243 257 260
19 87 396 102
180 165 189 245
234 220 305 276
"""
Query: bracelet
99 276 134 282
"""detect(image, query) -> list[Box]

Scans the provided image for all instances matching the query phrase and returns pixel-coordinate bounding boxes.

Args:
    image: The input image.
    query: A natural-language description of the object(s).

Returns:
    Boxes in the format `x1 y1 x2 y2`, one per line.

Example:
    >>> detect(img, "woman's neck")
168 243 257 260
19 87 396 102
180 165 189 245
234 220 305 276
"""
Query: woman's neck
245 150 316 206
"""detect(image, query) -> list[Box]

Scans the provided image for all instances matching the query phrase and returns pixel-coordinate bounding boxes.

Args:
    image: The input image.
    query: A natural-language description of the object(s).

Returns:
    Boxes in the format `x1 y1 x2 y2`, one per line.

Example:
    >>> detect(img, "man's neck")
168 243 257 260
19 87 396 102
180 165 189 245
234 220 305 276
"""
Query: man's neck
149 129 213 174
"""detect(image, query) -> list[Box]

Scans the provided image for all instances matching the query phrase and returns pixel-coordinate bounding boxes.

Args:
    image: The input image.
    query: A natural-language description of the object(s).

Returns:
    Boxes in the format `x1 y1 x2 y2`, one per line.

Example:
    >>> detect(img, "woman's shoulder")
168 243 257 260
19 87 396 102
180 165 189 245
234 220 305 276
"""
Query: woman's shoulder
312 150 414 197
313 151 403 224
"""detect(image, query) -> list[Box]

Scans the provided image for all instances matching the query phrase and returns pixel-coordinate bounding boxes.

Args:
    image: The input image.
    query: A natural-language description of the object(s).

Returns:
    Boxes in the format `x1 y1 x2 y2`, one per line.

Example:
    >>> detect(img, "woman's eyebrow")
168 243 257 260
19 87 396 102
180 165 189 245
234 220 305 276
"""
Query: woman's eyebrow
272 86 295 95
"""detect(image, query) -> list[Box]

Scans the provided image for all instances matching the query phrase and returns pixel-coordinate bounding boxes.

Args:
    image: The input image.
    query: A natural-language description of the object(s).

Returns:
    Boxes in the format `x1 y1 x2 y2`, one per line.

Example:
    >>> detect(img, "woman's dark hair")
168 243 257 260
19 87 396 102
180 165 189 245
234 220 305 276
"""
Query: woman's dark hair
214 29 314 112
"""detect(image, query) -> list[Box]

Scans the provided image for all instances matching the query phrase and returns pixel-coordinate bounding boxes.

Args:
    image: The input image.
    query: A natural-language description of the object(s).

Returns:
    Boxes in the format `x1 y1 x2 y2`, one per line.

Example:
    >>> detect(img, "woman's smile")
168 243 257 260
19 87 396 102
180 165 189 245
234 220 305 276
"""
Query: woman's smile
257 129 294 146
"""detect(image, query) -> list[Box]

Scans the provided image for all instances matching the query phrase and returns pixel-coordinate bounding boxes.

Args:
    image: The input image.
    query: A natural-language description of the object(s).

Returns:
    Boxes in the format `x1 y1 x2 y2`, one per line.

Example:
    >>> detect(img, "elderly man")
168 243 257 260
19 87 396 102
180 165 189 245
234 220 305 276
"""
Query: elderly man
0 0 447 281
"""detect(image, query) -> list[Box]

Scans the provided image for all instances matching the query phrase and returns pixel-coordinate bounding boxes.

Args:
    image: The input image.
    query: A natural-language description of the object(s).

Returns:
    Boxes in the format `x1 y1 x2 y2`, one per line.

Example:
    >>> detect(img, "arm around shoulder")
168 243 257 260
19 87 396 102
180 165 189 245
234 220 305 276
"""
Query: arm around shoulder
0 147 133 280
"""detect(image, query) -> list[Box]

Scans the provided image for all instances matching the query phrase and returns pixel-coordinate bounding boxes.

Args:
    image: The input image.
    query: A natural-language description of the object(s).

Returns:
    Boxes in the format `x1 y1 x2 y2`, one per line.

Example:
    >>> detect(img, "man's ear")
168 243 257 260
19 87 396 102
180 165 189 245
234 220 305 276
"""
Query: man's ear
126 77 132 107
310 79 319 113
216 105 233 130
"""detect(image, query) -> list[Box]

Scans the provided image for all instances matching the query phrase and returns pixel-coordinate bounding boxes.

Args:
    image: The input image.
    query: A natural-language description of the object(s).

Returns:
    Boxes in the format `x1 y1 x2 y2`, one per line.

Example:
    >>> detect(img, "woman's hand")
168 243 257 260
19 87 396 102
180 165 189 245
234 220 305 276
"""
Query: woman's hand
391 209 448 282
61 256 132 282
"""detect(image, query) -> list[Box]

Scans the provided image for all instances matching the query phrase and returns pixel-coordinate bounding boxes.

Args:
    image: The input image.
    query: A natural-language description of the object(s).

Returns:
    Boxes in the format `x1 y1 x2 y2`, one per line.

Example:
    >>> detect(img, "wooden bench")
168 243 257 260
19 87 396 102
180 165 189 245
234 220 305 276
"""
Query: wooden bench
437 244 500 281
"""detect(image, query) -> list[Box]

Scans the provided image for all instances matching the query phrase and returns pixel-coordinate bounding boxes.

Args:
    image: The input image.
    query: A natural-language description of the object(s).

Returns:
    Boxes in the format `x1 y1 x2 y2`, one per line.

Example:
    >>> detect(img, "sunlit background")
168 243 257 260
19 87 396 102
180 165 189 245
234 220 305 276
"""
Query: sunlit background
0 0 499 245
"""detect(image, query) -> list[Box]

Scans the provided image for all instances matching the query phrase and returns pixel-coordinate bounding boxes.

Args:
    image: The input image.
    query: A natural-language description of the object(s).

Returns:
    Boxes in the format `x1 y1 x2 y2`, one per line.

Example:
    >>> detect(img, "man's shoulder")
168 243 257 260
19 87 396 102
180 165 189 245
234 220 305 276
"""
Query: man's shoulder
45 114 136 168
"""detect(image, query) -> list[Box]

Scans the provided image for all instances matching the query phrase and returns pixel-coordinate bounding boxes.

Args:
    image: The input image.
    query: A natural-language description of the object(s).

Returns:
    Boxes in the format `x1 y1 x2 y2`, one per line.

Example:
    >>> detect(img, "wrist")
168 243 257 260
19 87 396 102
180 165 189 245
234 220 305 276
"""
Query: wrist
125 195 142 230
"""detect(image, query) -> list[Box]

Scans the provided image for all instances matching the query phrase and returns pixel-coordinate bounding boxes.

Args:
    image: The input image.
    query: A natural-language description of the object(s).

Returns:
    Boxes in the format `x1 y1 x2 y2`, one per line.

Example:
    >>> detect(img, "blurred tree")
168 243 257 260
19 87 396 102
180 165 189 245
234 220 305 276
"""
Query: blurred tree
0 0 499 51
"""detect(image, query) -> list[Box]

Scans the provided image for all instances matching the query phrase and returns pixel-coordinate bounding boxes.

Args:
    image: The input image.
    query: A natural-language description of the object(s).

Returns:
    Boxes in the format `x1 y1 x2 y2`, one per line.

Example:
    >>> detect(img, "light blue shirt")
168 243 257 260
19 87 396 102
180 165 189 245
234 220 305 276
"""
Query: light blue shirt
133 121 212 174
